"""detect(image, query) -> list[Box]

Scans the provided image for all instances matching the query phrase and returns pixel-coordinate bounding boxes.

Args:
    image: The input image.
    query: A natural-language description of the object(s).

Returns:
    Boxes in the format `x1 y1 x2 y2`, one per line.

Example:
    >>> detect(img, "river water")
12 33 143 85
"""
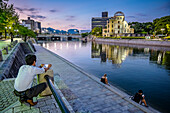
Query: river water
39 41 170 113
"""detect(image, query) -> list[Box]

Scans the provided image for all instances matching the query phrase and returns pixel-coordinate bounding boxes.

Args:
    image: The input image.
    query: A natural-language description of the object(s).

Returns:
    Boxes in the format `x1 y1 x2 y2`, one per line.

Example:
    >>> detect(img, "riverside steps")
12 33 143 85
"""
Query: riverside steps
34 44 159 113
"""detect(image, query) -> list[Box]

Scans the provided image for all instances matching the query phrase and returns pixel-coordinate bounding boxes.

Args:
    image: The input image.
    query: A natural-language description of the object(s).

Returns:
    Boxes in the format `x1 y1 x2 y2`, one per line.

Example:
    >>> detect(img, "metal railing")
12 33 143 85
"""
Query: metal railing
44 75 70 113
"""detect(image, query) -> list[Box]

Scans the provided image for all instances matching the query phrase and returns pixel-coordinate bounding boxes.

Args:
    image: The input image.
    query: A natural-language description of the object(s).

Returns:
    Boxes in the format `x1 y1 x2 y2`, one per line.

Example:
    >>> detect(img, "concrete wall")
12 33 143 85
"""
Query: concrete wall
0 42 35 80
95 38 170 47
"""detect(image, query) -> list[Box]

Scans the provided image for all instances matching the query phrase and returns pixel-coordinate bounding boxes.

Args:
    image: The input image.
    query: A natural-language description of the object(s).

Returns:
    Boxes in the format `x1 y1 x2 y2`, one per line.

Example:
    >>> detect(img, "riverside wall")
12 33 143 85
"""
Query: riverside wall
94 38 170 47
0 42 35 80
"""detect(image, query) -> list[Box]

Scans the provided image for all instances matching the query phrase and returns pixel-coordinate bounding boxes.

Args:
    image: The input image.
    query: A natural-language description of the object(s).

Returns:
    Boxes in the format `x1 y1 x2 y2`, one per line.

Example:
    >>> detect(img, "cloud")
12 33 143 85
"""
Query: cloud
126 16 135 18
49 9 59 13
28 15 46 19
15 7 38 12
136 13 147 17
66 16 75 21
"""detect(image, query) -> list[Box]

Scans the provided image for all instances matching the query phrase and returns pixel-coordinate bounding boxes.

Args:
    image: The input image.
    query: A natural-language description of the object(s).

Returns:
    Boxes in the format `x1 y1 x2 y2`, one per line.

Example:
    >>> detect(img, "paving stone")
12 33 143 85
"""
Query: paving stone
14 105 31 112
4 108 13 113
22 108 40 113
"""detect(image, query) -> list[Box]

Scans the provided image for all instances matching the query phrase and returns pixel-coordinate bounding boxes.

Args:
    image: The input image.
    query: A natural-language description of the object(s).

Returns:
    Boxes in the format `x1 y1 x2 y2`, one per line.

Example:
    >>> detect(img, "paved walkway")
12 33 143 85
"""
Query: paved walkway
35 44 159 113
1 78 63 113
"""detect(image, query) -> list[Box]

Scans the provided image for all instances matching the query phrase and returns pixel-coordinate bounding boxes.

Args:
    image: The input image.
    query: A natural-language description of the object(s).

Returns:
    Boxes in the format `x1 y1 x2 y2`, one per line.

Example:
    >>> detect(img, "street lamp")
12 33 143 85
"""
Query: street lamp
14 29 19 38
161 28 165 35
5 27 7 39
9 27 13 42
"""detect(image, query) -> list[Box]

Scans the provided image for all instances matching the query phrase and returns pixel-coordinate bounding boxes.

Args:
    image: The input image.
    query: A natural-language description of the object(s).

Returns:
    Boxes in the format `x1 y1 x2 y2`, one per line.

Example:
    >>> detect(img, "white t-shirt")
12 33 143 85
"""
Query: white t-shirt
14 65 45 91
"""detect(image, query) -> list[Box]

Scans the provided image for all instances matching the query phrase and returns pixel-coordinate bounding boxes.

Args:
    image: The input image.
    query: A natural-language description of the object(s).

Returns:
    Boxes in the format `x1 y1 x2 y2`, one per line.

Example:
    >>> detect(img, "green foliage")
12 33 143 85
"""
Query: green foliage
0 0 19 39
92 27 102 36
128 22 154 34
18 25 36 41
153 16 170 35
81 32 89 38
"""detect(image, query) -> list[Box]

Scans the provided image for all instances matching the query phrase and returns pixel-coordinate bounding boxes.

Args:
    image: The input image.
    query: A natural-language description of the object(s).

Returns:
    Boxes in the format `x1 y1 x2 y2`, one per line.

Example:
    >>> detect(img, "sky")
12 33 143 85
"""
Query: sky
9 0 170 31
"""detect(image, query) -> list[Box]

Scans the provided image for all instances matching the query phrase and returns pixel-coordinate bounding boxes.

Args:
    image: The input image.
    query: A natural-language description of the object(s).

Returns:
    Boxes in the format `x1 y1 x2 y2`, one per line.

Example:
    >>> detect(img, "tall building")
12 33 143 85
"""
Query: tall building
102 12 108 18
20 17 41 34
91 12 110 30
102 11 134 37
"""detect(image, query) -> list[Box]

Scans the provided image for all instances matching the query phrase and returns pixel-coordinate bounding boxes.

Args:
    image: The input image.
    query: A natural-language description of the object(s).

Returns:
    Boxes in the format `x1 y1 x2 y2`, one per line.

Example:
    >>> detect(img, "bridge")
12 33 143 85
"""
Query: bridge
37 34 82 41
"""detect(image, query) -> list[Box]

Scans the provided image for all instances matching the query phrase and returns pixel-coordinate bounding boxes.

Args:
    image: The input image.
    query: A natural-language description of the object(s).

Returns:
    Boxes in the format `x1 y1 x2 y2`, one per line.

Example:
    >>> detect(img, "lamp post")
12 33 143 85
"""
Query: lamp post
5 27 7 39
14 29 19 38
9 27 13 42
16 29 19 38
161 28 165 35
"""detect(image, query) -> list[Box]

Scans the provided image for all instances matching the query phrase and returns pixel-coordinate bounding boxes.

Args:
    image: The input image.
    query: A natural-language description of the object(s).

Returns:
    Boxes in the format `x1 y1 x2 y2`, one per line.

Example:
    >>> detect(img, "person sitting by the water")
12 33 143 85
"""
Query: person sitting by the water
100 74 110 85
133 90 148 107
14 54 52 106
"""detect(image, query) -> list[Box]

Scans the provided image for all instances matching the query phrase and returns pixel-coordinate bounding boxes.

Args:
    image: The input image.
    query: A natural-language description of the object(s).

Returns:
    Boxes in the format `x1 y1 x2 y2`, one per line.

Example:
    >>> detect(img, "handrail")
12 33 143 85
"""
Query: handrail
44 75 70 113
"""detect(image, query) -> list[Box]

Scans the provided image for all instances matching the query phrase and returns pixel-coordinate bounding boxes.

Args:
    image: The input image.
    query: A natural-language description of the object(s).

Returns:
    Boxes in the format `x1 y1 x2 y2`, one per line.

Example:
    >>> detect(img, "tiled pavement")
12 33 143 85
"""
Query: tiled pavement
35 44 159 113
1 79 63 113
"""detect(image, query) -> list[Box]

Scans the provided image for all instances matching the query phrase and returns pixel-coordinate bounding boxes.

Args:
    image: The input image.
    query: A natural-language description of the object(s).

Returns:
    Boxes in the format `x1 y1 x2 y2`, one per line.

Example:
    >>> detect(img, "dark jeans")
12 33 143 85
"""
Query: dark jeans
26 82 47 99
14 82 47 99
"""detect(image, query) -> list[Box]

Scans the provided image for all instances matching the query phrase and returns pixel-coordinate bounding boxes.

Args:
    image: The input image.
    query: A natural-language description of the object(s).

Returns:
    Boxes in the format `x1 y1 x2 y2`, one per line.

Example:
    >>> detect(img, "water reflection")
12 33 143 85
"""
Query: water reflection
150 50 170 71
92 42 170 71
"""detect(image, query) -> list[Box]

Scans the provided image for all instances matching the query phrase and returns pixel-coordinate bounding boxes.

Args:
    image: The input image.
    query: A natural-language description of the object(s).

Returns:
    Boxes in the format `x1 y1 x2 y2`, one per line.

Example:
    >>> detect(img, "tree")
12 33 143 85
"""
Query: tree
92 27 102 36
81 32 89 38
153 16 170 35
0 0 19 39
128 22 154 34
18 25 36 42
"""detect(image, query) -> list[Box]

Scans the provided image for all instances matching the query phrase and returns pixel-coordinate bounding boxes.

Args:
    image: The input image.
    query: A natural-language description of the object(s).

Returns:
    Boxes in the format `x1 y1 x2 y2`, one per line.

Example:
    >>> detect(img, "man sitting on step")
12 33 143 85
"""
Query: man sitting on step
14 54 52 106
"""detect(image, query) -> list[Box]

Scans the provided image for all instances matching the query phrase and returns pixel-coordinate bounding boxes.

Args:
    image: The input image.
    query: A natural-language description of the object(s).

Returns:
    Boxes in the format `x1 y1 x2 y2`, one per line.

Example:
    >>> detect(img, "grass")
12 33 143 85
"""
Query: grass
0 38 22 50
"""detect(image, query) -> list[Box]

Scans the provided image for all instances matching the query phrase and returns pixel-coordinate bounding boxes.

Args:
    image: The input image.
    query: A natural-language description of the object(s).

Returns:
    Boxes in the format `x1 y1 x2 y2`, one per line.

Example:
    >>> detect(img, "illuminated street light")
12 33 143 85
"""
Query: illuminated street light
5 27 7 39
161 28 165 35
9 27 13 42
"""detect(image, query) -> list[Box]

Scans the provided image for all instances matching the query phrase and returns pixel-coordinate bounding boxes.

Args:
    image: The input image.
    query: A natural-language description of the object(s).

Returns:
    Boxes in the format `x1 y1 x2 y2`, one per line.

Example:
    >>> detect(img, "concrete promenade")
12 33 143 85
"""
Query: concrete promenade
34 44 159 113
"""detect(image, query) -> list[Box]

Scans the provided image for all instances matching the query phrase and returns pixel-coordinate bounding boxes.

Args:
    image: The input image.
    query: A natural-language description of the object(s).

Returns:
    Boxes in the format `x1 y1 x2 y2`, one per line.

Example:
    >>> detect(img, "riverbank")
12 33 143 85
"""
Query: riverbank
94 38 170 47
35 44 159 113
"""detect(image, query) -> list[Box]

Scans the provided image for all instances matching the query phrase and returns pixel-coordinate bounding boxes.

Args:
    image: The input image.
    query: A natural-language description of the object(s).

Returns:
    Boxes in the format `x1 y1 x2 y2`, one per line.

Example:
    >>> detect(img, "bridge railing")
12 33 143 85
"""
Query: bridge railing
44 75 70 113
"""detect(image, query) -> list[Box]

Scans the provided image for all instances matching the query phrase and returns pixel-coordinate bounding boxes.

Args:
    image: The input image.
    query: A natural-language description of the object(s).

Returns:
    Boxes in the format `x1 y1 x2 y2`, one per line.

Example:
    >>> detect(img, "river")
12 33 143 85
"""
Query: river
39 41 170 113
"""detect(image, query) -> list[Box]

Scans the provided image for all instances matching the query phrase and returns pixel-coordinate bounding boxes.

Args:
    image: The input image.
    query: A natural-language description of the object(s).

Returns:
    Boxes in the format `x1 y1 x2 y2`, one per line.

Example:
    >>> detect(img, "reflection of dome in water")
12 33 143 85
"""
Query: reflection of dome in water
114 11 125 17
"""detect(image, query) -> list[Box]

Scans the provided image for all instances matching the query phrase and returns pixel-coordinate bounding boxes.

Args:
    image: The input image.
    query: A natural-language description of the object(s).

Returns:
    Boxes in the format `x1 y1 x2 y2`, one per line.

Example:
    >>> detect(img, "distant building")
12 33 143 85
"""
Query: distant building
91 12 110 30
102 11 134 37
80 30 91 34
68 29 79 34
21 17 41 34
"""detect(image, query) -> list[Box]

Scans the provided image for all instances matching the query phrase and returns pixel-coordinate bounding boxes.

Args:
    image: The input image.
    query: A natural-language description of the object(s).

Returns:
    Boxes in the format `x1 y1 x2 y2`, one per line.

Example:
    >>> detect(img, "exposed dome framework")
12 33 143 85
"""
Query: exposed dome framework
114 11 125 17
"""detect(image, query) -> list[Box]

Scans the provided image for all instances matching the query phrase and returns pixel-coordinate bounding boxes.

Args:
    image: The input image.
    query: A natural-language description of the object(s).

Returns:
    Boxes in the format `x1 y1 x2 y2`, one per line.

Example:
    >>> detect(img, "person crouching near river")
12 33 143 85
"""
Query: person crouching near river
14 54 52 106
133 90 148 107
100 74 110 86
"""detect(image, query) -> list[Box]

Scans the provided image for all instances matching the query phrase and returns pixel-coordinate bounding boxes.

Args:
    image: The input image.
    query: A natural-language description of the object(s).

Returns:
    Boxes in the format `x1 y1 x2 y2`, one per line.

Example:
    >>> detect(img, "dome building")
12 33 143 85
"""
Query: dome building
102 11 134 37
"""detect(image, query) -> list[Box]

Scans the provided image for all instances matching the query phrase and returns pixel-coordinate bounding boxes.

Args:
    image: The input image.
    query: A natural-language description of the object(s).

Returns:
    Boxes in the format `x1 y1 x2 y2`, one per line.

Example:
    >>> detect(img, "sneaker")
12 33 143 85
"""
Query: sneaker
26 99 38 106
